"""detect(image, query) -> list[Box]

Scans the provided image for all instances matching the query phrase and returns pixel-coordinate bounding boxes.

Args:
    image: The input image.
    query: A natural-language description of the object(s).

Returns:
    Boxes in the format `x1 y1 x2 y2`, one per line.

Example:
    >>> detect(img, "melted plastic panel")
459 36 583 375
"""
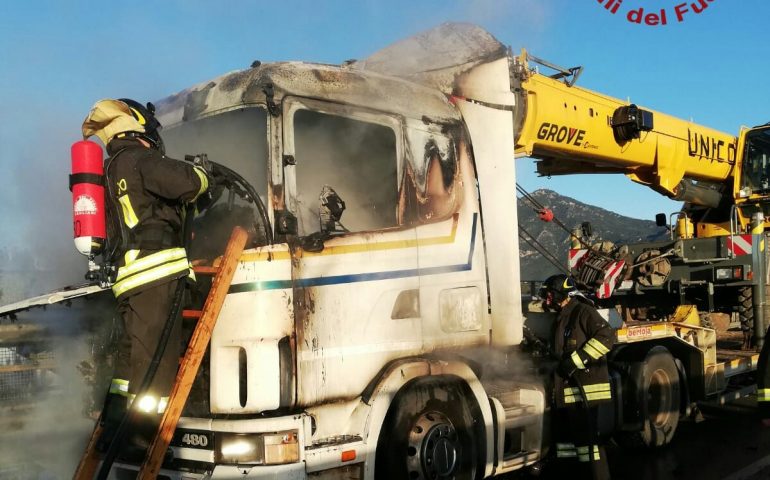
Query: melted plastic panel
293 110 398 235
401 126 460 224
163 107 270 257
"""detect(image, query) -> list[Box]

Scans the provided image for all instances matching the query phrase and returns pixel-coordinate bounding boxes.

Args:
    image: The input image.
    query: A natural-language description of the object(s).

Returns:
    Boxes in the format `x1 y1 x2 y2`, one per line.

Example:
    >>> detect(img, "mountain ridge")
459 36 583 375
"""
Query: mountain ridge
517 189 670 280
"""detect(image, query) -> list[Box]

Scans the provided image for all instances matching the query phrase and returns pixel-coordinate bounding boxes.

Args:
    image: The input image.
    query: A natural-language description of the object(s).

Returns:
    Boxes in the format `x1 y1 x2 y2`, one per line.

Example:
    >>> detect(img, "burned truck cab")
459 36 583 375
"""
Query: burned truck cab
130 46 535 479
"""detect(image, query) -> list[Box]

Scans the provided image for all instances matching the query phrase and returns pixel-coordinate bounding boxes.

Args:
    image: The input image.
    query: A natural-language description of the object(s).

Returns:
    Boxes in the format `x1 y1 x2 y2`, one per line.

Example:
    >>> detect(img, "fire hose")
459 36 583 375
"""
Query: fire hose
96 203 194 479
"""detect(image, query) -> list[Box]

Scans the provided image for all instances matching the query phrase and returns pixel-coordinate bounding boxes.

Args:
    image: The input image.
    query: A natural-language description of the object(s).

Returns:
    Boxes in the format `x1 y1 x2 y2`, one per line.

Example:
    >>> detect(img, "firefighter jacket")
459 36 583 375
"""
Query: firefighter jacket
552 297 615 408
105 138 209 299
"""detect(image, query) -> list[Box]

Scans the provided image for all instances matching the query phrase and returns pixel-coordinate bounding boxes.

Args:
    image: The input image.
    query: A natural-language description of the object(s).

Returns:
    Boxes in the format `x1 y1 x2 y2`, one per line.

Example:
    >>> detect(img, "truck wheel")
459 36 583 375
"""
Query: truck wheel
738 287 754 349
375 379 480 480
616 347 680 448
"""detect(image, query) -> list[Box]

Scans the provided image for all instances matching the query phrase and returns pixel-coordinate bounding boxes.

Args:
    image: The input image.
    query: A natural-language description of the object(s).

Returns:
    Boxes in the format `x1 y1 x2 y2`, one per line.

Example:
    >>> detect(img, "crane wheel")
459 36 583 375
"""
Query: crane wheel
374 378 481 480
615 347 680 449
738 287 754 347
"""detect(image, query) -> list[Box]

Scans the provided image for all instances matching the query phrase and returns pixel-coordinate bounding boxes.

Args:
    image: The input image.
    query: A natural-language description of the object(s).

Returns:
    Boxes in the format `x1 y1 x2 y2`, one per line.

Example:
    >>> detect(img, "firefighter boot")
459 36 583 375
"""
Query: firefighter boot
590 445 611 480
118 412 163 463
96 393 128 453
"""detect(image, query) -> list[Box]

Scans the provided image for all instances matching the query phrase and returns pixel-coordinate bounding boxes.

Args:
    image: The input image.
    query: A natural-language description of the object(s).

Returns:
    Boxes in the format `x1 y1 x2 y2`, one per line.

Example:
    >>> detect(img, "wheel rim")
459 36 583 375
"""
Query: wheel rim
648 368 672 426
406 411 459 479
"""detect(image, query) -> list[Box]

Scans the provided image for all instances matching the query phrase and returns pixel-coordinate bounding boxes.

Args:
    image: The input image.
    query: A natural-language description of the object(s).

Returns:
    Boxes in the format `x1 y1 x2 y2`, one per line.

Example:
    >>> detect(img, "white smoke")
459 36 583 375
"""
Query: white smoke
0 297 115 478
460 0 550 27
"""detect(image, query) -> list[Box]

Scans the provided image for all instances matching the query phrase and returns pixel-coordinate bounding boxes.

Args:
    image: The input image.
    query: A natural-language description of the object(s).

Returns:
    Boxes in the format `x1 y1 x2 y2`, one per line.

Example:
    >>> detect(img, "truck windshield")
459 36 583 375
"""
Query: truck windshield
740 126 770 195
163 107 270 258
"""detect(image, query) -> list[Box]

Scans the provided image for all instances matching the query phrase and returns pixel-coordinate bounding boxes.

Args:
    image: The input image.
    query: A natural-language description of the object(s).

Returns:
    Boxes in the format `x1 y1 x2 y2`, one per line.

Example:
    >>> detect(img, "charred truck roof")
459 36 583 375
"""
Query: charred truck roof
155 61 462 128
155 23 508 128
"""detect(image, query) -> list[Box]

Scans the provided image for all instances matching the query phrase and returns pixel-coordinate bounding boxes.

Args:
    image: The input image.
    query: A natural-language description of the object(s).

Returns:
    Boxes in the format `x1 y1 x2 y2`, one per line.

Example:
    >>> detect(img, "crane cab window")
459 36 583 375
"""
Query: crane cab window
292 110 398 236
740 127 770 196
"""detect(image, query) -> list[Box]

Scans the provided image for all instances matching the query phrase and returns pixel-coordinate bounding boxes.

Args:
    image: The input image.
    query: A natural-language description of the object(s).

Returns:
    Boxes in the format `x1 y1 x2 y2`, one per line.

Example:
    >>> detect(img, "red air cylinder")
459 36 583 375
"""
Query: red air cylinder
70 140 106 256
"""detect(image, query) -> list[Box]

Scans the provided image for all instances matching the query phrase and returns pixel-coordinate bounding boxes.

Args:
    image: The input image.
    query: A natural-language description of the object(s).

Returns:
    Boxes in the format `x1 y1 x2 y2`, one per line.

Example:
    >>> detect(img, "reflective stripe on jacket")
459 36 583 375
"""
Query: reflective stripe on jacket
112 247 190 298
759 388 770 403
563 383 612 404
553 297 615 407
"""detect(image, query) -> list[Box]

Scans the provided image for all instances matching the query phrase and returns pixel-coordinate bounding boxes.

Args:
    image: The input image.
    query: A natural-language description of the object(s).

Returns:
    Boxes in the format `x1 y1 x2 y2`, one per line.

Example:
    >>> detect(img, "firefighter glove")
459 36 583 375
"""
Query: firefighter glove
557 357 578 379
186 153 215 190
191 153 214 177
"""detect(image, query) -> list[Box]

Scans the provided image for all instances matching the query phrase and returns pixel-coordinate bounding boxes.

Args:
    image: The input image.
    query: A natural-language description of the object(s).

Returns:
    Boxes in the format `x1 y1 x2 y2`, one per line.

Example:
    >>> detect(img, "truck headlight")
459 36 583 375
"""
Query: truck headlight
215 431 299 465
716 266 743 280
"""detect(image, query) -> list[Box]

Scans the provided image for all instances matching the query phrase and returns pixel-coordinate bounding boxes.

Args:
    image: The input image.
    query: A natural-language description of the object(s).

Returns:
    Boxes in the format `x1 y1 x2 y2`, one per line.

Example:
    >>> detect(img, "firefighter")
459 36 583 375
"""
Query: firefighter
541 274 614 480
81 99 209 446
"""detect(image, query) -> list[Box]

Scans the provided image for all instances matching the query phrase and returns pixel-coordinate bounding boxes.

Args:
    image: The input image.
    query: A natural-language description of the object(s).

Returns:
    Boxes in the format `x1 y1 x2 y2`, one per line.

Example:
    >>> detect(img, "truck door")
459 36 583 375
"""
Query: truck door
282 97 423 406
404 121 490 351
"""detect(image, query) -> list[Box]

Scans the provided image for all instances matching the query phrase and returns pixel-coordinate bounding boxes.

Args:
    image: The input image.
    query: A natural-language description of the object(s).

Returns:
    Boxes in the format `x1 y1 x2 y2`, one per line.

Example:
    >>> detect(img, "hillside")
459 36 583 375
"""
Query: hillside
517 189 670 280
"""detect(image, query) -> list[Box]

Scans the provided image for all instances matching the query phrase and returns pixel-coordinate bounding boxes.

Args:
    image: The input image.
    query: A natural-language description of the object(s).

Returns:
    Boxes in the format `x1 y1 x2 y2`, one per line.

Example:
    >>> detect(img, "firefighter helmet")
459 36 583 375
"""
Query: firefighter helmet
540 274 578 308
119 98 164 152
82 99 143 145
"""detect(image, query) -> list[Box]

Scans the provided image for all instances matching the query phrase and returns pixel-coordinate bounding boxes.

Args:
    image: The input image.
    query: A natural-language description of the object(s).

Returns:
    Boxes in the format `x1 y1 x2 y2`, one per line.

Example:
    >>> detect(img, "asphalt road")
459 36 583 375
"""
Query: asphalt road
514 401 770 480
4 393 770 479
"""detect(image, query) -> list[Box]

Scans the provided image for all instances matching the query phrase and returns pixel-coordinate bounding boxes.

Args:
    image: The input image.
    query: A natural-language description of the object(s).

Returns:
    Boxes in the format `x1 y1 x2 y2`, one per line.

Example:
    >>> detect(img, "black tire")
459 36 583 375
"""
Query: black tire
375 378 481 480
615 347 680 449
738 286 754 334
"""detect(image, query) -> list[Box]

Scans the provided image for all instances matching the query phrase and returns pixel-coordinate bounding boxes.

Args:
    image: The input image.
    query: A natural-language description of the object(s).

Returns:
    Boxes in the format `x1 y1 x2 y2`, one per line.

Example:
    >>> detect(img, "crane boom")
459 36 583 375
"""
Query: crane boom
511 50 737 206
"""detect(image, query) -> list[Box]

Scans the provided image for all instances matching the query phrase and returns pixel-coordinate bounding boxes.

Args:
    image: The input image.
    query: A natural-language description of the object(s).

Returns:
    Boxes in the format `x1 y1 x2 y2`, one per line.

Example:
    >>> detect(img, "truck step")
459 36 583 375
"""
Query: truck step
483 380 540 405
501 450 540 471
501 403 540 429
486 383 545 475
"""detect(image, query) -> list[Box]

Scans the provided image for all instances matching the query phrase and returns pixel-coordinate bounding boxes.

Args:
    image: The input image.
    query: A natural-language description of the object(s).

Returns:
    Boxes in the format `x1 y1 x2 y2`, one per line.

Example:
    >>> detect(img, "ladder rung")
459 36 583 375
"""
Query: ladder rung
192 265 220 275
182 309 203 319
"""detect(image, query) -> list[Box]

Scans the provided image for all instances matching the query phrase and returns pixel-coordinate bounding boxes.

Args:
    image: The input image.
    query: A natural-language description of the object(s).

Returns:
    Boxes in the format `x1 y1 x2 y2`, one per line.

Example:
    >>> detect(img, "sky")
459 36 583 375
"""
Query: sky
0 0 768 289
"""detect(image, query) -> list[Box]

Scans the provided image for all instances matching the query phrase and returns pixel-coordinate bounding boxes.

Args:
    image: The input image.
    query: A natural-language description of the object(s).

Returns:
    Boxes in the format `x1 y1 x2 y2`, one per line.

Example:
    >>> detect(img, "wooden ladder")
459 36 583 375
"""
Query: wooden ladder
73 226 248 479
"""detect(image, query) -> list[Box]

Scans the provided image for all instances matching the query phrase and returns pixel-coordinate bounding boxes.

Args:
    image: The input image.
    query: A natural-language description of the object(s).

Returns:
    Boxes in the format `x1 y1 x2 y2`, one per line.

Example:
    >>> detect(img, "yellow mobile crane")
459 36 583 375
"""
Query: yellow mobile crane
510 50 770 351
514 49 737 215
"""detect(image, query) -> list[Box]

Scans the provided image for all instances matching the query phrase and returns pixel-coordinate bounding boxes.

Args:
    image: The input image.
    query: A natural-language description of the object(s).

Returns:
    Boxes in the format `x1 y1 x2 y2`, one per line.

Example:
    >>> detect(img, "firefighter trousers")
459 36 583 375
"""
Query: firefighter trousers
554 405 611 480
114 279 183 401
99 279 183 451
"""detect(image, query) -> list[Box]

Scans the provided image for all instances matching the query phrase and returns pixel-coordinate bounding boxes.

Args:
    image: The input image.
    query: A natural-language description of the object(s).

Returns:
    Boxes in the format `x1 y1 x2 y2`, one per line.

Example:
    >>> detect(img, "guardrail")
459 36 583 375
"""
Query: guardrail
521 280 544 299
0 345 55 402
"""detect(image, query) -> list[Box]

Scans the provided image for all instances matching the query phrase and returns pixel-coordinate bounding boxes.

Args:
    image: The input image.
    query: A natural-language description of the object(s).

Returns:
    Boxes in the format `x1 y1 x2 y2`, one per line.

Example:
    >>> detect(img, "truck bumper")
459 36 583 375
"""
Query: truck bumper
210 464 305 479
110 462 305 479
107 414 311 479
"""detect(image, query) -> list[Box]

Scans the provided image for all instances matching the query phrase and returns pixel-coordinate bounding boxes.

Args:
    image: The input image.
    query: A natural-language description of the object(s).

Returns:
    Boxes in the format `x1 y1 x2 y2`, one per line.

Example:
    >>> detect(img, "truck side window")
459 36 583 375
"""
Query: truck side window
293 110 398 235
